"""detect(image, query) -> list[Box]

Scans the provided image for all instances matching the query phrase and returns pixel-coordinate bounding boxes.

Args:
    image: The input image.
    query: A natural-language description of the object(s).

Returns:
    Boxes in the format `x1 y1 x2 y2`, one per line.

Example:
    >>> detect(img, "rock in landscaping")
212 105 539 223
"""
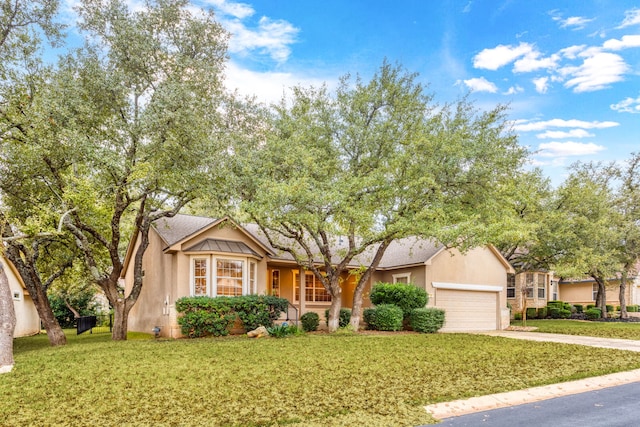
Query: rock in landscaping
247 326 269 338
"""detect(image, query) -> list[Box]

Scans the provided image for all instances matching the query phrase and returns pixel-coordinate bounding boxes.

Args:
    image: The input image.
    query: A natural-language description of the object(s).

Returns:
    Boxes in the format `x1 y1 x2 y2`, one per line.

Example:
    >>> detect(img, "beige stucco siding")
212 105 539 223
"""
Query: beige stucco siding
559 279 636 307
5 260 40 338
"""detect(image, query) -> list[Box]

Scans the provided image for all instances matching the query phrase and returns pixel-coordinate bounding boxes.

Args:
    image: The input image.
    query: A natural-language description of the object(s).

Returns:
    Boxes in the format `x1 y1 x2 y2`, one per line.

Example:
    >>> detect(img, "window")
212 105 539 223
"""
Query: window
271 270 280 297
216 259 244 296
249 261 257 295
294 271 331 303
524 273 534 298
392 273 411 284
12 291 21 301
506 274 515 298
537 274 546 299
193 258 208 296
593 283 598 301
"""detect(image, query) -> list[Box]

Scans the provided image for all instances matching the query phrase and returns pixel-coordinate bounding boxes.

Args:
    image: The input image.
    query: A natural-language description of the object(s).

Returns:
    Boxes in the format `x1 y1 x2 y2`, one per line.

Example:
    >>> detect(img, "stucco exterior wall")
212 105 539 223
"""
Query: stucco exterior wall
559 279 635 307
5 261 40 337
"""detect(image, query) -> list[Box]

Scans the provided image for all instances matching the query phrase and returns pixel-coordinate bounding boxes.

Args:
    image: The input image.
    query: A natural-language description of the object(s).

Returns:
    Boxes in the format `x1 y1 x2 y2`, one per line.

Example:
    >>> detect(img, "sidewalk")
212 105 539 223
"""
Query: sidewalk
424 331 640 420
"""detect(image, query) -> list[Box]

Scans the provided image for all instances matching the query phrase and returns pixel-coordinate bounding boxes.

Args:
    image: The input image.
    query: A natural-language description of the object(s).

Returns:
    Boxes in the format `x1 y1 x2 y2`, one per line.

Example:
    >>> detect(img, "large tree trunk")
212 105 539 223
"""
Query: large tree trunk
4 247 66 346
619 270 628 320
350 284 366 331
594 275 607 318
0 263 16 374
111 299 132 341
326 277 342 332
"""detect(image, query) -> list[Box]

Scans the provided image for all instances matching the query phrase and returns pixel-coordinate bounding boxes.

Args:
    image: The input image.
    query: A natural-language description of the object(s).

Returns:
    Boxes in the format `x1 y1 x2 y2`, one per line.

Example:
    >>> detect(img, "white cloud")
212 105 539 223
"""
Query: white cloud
561 50 628 92
461 77 498 93
558 16 594 29
223 16 299 62
560 45 587 59
203 0 255 19
473 42 534 70
513 52 559 73
602 35 640 50
610 96 640 113
532 77 549 93
537 141 606 157
617 8 640 28
503 85 523 95
224 61 333 104
513 118 619 132
536 129 594 139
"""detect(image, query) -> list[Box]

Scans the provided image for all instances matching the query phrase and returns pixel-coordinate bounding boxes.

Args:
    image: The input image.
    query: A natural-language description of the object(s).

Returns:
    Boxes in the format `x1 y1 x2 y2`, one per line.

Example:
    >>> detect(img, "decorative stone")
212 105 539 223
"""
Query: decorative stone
247 326 269 338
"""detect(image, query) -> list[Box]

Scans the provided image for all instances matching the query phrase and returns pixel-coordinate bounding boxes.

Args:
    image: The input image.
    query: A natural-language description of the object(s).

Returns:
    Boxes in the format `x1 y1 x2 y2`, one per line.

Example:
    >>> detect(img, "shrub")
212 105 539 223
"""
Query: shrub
365 304 403 331
547 300 564 309
301 312 320 332
369 283 428 318
548 307 561 319
410 308 445 333
628 305 639 313
513 312 522 321
175 296 236 337
585 308 602 320
574 304 583 313
525 307 537 319
175 295 289 338
324 308 351 328
537 307 547 319
586 304 595 310
363 308 377 330
563 302 573 312
231 295 289 331
558 309 571 319
606 304 614 313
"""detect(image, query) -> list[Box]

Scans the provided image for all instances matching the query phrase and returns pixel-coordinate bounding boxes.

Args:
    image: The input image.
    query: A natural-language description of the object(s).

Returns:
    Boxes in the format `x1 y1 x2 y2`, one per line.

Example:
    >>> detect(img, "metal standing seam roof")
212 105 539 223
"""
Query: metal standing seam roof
184 238 262 258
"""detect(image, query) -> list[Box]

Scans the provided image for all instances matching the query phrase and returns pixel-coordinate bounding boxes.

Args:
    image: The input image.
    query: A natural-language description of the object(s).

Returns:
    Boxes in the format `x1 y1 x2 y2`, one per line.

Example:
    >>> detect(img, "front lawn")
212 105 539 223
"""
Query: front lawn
4 330 640 426
512 319 640 340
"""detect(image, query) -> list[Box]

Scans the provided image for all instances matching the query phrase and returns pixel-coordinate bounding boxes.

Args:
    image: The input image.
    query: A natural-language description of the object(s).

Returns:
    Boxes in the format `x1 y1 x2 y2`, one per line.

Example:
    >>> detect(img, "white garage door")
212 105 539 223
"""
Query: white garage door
433 283 501 331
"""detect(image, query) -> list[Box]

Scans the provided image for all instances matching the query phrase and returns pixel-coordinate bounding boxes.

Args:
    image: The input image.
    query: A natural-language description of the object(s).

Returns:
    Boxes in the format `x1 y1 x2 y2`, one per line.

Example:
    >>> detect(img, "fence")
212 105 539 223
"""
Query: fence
77 314 113 335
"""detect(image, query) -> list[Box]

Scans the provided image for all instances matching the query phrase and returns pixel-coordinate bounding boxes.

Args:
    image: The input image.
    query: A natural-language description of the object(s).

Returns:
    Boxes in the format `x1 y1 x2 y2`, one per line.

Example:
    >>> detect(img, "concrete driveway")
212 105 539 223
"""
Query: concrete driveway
424 330 640 420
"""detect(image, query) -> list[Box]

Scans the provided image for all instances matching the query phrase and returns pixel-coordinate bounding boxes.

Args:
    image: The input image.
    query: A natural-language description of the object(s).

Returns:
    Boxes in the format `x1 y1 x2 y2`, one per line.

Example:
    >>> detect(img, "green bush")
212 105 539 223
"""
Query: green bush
175 295 289 338
231 295 289 331
300 312 320 332
585 308 602 320
409 308 445 333
525 307 537 319
547 300 564 309
537 307 547 319
175 296 236 337
369 283 428 318
586 304 595 310
365 304 403 331
548 307 561 319
558 309 571 319
628 305 639 312
606 304 614 313
574 304 583 313
513 312 522 321
363 308 377 330
563 302 573 312
324 308 351 328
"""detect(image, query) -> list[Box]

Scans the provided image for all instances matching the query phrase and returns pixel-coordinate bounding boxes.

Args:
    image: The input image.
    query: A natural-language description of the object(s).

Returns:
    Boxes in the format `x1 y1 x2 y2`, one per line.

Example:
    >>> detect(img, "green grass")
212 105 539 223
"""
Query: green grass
513 319 640 340
4 330 640 426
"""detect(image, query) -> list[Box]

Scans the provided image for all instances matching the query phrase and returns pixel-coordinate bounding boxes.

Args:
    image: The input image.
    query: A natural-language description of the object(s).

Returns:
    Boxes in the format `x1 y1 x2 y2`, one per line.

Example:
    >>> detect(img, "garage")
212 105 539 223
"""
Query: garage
432 282 503 331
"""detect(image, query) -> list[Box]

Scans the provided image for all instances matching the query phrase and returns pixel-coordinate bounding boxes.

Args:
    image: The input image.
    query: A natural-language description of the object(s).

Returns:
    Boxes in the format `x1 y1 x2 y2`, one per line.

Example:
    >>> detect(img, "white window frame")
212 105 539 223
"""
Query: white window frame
392 272 411 284
271 269 280 297
506 274 516 299
213 256 246 297
190 256 210 296
12 290 22 301
294 271 331 304
249 261 257 295
537 274 546 299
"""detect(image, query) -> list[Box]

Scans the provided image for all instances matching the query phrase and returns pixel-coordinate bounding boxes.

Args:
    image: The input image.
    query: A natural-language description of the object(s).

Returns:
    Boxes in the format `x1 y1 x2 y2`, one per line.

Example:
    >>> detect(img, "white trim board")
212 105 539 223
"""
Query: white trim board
432 282 503 292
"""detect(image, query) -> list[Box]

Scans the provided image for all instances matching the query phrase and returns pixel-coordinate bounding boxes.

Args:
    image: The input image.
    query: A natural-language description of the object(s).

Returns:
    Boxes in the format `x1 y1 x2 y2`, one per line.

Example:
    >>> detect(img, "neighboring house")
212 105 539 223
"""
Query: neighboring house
2 258 40 338
559 272 640 309
123 214 514 337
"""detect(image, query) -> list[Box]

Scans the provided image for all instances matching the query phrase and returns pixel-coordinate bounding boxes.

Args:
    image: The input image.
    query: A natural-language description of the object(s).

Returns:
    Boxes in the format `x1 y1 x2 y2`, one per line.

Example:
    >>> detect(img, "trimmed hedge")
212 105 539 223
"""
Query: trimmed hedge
364 304 403 331
574 304 583 313
547 300 564 309
369 283 428 318
513 312 522 321
525 307 537 319
324 308 351 328
606 304 614 313
537 307 547 319
301 312 320 332
558 309 571 319
176 295 289 338
410 308 445 333
585 308 602 320
628 305 639 313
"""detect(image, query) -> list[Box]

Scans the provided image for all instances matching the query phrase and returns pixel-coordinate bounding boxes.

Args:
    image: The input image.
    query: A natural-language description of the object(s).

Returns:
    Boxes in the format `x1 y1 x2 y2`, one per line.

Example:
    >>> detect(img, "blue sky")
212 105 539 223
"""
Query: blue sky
60 0 640 185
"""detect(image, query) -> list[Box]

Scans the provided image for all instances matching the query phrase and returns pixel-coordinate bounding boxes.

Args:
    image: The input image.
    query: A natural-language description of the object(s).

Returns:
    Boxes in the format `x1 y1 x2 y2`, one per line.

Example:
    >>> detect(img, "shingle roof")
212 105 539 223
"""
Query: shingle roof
153 214 446 269
153 214 218 246
184 238 261 258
